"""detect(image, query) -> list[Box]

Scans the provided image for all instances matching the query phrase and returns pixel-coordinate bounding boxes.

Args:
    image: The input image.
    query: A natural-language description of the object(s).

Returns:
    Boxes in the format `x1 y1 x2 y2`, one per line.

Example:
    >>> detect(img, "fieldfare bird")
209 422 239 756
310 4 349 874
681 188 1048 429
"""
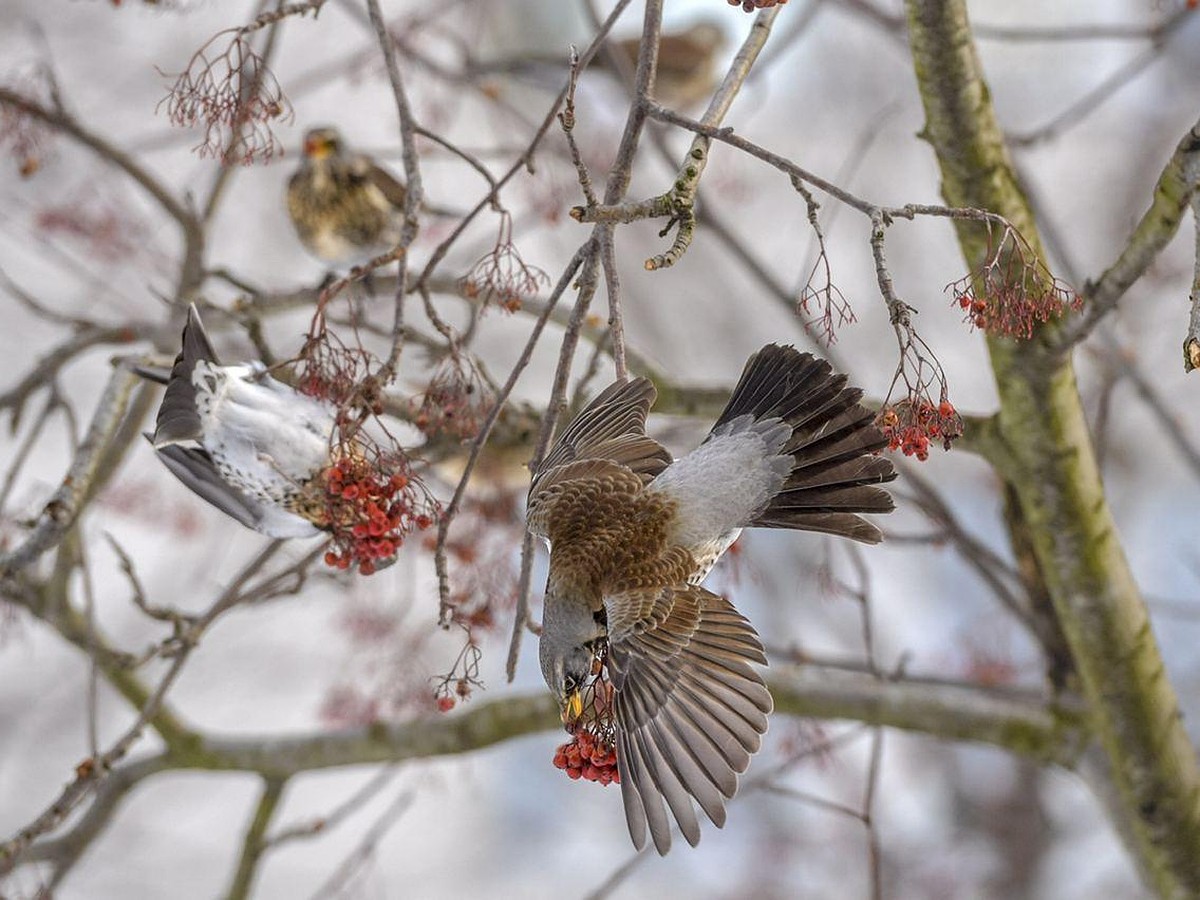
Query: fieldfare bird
612 19 726 108
529 345 896 854
286 126 410 267
137 305 336 538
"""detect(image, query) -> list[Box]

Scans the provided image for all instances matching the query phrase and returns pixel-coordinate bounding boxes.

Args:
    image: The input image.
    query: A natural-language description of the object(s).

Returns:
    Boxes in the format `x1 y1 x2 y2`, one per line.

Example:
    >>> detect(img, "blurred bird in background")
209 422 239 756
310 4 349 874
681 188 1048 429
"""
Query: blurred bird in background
471 18 728 111
606 19 727 108
286 125 411 268
530 345 896 854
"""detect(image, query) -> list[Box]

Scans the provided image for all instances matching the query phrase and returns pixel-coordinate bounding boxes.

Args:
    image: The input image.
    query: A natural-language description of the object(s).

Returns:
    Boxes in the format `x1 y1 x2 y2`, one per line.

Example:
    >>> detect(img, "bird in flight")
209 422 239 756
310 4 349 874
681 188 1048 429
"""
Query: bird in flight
285 125 411 267
136 305 337 538
529 345 896 854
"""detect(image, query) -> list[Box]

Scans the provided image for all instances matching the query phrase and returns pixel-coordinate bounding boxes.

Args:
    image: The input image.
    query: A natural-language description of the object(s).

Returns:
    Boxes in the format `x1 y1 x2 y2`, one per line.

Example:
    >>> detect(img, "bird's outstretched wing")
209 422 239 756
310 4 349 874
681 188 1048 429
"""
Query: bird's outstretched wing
151 304 220 448
604 583 772 855
152 440 321 539
527 378 672 539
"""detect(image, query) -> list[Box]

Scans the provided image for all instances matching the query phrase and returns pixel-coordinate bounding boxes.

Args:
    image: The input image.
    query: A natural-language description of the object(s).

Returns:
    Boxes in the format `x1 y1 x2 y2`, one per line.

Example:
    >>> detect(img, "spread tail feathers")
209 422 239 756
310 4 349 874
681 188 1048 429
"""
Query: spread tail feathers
712 345 896 543
150 304 219 448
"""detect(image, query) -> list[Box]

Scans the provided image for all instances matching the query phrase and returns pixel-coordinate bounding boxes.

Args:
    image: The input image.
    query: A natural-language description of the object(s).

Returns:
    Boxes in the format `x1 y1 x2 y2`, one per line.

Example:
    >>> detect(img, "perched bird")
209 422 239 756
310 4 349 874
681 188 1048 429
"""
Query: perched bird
285 126 410 267
137 305 336 538
529 345 896 854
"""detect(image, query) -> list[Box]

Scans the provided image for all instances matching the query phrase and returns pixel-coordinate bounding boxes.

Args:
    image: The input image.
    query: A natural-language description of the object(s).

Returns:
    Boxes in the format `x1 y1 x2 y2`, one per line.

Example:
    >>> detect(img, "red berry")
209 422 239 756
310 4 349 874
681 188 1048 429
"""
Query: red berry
437 696 455 713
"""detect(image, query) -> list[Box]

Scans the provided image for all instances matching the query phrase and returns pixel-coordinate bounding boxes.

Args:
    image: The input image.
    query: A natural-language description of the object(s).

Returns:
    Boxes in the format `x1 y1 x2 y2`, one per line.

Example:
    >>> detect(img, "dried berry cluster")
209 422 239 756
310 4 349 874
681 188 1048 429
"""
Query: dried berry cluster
321 454 437 575
728 0 788 10
0 67 56 177
553 727 620 786
460 212 548 313
877 397 962 461
432 632 485 712
947 224 1080 339
413 357 493 441
160 30 293 165
798 277 855 346
35 192 150 264
295 326 379 412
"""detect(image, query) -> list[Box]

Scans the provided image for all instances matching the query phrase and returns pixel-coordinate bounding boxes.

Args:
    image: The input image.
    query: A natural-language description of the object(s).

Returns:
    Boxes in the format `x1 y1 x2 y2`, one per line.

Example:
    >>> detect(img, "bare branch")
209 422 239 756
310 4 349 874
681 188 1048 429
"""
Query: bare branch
224 776 288 900
0 365 140 578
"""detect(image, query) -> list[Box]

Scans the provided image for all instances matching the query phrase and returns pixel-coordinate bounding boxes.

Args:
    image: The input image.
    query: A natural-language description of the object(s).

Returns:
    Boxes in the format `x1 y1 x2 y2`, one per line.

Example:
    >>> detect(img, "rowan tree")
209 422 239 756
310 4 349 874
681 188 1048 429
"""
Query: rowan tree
1 1 1199 897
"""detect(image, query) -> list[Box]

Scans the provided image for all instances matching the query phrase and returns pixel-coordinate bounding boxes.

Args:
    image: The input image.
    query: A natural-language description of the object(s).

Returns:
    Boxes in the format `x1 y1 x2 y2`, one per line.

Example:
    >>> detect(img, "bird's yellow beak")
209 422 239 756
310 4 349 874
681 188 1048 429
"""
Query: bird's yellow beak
562 690 583 725
303 135 331 160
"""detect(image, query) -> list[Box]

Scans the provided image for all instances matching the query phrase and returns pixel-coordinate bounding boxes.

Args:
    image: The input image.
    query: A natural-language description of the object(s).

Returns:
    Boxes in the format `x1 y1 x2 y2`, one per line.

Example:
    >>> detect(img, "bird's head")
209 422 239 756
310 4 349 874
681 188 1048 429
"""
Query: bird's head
301 126 345 161
540 641 594 726
539 594 605 727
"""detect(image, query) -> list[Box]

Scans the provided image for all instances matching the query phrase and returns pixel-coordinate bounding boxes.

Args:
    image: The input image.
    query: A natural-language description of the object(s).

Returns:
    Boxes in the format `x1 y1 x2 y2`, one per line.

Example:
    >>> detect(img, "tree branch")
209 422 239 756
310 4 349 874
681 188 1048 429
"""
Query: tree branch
1056 119 1200 353
224 776 288 900
0 364 140 578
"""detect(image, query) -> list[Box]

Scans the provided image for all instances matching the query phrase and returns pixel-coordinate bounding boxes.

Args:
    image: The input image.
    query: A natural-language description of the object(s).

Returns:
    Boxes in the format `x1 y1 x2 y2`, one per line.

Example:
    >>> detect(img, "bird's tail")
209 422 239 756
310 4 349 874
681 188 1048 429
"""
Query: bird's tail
710 344 896 543
148 304 220 448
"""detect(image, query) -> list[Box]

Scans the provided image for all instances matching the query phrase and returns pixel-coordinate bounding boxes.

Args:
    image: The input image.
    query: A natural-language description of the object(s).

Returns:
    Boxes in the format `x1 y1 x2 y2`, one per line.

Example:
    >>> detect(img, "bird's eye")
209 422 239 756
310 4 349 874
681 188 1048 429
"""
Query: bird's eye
563 674 579 693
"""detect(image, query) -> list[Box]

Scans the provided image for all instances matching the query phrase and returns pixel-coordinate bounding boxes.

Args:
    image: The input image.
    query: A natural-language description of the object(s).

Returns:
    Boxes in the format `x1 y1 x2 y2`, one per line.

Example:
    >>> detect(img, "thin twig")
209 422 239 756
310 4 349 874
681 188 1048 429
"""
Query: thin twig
0 365 140 578
436 243 592 627
365 0 423 379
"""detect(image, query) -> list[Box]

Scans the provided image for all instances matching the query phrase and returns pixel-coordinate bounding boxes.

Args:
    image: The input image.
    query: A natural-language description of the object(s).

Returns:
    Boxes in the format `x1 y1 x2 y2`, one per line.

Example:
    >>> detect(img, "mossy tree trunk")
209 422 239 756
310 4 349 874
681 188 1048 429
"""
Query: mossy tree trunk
904 2 1200 895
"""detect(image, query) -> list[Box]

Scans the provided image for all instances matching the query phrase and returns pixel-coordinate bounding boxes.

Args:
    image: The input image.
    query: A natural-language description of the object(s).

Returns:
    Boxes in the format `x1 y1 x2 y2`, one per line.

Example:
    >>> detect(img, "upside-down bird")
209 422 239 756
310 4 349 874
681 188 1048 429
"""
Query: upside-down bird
136 305 336 538
286 126 411 267
529 345 897 854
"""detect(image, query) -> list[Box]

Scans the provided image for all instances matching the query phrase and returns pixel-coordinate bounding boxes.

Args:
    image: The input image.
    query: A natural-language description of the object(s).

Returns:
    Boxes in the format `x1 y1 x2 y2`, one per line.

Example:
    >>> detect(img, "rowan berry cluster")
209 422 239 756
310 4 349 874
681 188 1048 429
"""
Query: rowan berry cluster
947 223 1080 339
434 676 473 713
550 652 622 786
553 728 620 786
321 456 436 575
877 397 962 461
952 282 1081 340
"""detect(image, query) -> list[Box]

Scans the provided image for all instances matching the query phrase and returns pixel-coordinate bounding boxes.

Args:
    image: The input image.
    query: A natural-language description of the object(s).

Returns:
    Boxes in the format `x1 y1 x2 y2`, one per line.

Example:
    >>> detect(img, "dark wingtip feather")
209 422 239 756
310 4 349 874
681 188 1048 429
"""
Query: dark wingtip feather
153 443 265 532
151 305 219 447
